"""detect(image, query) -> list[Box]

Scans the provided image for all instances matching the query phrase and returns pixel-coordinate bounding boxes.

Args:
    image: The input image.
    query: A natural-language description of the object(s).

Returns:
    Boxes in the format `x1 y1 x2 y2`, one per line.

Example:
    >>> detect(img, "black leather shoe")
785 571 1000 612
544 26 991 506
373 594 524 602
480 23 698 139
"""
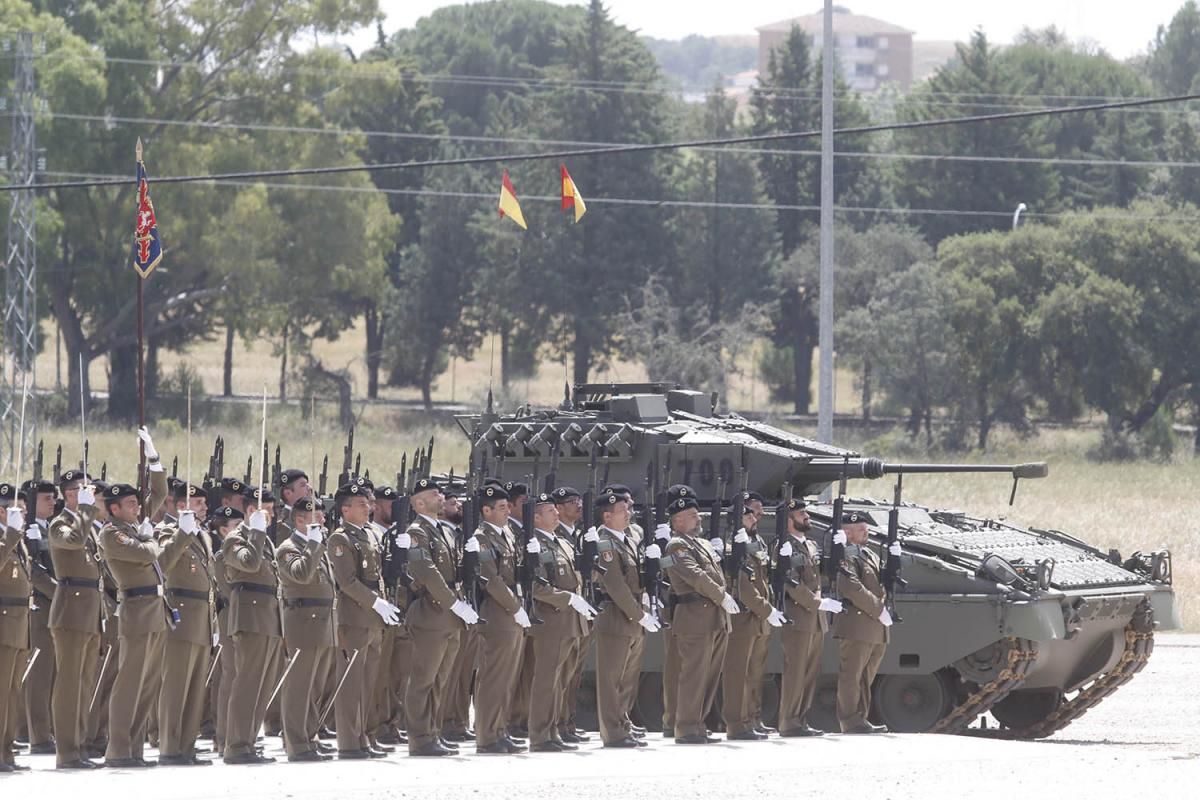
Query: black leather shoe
225 752 274 764
551 739 579 751
755 725 778 735
29 741 56 755
630 728 646 739
315 741 336 754
186 756 212 765
156 755 189 766
729 730 768 741
560 730 589 743
288 750 326 763
338 749 370 760
504 734 527 746
439 738 460 751
506 725 529 739
366 746 388 759
674 734 709 744
842 723 888 735
531 741 567 753
104 757 141 768
57 758 100 769
410 741 453 757
780 726 825 737
369 739 395 753
605 736 642 748
443 730 474 742
0 763 13 773
317 727 336 740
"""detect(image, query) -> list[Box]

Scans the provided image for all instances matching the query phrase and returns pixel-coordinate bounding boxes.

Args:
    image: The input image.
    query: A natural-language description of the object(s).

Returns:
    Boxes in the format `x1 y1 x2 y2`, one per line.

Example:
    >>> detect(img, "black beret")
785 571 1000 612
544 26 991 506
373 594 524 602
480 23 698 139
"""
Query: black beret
213 506 244 521
172 483 204 500
248 487 275 504
504 481 528 497
291 497 316 513
596 492 622 510
60 470 91 487
483 478 504 488
412 477 440 495
666 484 694 503
0 483 12 498
220 477 244 494
534 492 555 506
105 483 139 501
842 511 871 526
91 480 110 494
375 486 397 501
335 483 366 502
24 479 56 495
602 483 633 498
740 491 766 505
785 497 807 511
551 486 581 502
353 475 374 492
278 468 308 487
480 485 509 502
669 496 699 515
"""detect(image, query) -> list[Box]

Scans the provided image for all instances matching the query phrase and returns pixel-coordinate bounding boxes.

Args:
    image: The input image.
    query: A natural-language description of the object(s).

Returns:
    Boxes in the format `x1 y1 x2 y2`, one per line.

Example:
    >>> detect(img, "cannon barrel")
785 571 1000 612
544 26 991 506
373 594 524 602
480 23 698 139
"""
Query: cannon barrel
803 458 1048 482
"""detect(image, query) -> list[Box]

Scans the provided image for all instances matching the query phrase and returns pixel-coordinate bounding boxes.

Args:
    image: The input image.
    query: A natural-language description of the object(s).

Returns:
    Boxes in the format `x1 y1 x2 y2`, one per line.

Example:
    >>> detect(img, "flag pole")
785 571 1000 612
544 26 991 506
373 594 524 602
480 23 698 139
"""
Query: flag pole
136 138 147 501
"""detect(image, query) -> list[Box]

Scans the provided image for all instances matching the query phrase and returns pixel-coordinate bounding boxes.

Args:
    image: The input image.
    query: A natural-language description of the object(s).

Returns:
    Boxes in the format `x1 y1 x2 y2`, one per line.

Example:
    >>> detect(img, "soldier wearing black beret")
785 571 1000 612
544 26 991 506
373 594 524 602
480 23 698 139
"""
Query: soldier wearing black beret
777 496 826 738
832 511 890 734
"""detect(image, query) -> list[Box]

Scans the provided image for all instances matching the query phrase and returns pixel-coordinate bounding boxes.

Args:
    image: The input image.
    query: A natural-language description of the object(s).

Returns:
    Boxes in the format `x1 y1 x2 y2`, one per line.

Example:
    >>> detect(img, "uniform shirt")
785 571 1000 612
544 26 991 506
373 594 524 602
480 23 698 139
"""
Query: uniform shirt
476 521 521 631
663 531 731 636
277 532 337 650
47 504 102 634
221 523 282 639
327 522 383 632
157 519 216 648
404 514 461 631
736 529 775 635
100 519 178 636
532 527 586 638
783 532 823 632
595 526 643 635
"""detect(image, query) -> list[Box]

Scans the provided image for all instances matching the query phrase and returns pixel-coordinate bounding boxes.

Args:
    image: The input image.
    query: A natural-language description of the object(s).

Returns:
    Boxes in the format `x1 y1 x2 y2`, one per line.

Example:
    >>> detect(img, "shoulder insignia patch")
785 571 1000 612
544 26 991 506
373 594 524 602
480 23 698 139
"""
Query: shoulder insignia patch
117 533 135 546
602 550 614 562
334 544 345 558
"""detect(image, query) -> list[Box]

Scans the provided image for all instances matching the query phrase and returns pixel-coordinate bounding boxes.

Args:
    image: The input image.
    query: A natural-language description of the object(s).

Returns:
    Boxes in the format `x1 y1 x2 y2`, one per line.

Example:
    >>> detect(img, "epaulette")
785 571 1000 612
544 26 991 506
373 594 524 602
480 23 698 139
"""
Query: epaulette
409 546 431 562
597 538 615 553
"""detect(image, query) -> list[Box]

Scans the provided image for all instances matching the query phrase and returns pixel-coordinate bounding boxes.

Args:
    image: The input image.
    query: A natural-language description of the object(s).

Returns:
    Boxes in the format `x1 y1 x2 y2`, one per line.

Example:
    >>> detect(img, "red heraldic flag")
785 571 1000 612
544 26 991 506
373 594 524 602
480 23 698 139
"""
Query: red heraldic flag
132 137 163 278
560 164 587 223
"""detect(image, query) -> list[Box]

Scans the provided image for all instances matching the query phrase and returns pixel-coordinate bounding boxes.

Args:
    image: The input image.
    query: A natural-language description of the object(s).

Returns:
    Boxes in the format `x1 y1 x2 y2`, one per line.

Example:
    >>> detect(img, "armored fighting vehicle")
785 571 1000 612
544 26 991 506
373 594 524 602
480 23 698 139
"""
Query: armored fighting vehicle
455 383 1179 738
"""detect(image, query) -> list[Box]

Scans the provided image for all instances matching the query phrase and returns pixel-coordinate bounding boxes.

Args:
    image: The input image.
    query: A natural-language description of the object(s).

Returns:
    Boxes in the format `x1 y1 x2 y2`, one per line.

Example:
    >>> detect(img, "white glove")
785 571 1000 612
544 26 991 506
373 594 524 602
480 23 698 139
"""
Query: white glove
450 599 480 625
734 530 750 544
78 486 96 506
710 537 724 551
879 608 894 627
641 591 651 609
137 426 159 460
306 524 324 545
137 519 154 541
24 523 42 543
396 532 412 549
819 597 844 613
644 543 662 560
372 596 401 625
583 527 599 543
526 538 541 554
721 593 740 614
178 510 197 535
889 543 902 557
766 608 787 628
6 508 25 530
779 541 793 557
514 607 532 628
248 510 268 533
463 535 479 553
654 523 670 541
833 531 847 545
638 612 662 633
568 593 598 620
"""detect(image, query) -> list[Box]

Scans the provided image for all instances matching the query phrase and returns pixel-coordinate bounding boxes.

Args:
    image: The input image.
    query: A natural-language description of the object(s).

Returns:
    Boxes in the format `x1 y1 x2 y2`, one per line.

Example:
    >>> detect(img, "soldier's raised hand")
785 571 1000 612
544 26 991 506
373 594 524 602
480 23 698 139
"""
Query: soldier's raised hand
888 542 902 557
463 536 479 553
248 510 268 533
136 518 155 542
306 523 324 545
734 530 750 544
24 523 42 543
6 507 25 531
654 523 670 542
525 538 541 554
78 485 96 507
137 426 159 460
178 510 197 535
644 543 662 560
395 531 412 549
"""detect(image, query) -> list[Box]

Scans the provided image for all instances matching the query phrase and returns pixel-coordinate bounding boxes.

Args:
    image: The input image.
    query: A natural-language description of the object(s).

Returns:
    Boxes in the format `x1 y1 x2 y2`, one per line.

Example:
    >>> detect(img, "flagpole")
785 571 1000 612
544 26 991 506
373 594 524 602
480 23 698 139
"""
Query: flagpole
135 138 146 500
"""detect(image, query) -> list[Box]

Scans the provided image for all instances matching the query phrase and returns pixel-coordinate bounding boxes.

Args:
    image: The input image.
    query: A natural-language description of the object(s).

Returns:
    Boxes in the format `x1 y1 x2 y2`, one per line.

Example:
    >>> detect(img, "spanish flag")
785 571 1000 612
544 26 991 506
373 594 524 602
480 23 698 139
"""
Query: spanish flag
560 164 587 223
498 170 527 230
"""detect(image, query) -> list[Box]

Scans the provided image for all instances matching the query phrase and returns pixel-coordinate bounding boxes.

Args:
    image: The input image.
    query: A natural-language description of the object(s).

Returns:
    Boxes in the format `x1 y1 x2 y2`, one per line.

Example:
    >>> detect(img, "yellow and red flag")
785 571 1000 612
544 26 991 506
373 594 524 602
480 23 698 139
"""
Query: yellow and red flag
497 170 527 230
560 164 587 223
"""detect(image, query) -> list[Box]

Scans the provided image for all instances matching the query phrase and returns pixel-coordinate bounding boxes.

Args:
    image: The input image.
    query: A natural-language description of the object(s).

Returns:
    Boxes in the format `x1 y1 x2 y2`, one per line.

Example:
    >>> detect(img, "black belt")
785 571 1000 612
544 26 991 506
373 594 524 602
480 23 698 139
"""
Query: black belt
167 588 209 601
0 596 28 607
670 593 703 606
122 585 164 599
283 597 333 608
231 582 276 595
59 577 102 590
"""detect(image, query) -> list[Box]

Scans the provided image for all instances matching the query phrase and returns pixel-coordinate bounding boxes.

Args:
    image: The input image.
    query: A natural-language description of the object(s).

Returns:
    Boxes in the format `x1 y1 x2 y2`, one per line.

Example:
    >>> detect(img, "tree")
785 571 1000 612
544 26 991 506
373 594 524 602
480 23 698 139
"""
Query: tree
1148 1 1200 95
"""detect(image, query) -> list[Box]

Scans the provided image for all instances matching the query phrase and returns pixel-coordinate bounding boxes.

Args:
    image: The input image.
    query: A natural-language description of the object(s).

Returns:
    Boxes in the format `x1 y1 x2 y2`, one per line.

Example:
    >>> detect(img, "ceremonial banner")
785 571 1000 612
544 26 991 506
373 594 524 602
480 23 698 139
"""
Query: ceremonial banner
498 169 528 230
560 164 587 223
132 137 163 278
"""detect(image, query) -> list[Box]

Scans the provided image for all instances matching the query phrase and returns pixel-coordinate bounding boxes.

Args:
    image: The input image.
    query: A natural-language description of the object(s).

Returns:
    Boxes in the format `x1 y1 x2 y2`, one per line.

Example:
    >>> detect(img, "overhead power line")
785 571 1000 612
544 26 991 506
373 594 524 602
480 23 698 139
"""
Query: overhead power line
6 90 1200 194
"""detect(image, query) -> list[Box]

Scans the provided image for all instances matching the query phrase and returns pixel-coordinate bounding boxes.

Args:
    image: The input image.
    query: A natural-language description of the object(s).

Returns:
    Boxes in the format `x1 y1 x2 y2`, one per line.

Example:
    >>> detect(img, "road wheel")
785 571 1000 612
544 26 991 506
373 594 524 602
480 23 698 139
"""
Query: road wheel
990 689 1064 731
874 672 954 733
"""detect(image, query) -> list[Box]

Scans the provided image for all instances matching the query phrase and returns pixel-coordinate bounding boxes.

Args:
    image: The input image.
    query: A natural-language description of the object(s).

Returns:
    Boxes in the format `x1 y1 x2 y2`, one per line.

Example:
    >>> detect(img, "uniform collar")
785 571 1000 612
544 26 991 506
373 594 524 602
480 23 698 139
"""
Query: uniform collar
417 513 440 529
602 526 625 542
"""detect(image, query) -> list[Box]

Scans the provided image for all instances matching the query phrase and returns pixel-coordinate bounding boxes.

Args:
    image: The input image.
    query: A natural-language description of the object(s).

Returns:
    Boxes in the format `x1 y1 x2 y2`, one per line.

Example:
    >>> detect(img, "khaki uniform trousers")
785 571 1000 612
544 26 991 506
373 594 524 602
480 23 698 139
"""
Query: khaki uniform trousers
596 631 642 744
158 639 210 758
674 628 727 738
84 632 118 751
51 628 99 764
223 632 281 758
836 639 885 731
25 605 55 746
529 626 575 746
660 626 680 736
445 626 479 735
473 625 522 747
722 614 769 735
561 627 591 734
508 634 534 730
335 626 383 752
747 629 771 728
779 626 823 732
105 630 165 760
281 644 334 756
213 639 236 751
370 625 396 738
404 625 460 751
0 645 21 766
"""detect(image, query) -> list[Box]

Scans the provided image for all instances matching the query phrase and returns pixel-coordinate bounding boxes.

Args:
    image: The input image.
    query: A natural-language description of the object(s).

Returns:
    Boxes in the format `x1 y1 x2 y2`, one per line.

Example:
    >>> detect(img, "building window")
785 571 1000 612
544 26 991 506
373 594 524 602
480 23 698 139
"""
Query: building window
855 62 875 77
878 36 889 50
856 35 876 48
877 63 889 77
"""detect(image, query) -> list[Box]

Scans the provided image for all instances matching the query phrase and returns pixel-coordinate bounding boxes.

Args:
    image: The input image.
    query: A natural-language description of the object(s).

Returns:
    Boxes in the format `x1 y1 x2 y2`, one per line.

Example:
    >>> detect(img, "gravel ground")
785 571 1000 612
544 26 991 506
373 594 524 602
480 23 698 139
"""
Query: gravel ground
7 634 1198 799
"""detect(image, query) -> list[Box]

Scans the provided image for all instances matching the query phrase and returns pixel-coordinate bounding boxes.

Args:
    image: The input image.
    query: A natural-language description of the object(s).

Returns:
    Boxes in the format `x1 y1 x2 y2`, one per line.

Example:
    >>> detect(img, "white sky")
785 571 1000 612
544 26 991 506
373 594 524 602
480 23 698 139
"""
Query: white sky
350 1 1187 59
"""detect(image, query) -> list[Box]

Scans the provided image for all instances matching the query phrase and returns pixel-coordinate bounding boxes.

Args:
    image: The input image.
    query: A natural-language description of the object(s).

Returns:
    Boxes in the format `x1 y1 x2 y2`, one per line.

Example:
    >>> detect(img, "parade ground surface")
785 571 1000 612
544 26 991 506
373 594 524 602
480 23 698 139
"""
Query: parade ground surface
10 635 1200 799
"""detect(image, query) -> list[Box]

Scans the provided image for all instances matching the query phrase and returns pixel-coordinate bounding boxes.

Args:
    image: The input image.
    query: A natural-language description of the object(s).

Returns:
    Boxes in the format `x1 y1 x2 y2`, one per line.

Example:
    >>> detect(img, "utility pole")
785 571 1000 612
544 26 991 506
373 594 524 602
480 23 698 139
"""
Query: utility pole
3 31 39 476
817 0 835 447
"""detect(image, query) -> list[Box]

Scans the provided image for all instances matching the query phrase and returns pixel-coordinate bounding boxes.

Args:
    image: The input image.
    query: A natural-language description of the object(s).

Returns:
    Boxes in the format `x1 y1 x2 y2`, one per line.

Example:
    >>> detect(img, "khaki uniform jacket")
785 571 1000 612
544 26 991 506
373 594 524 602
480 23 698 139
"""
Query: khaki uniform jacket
211 529 232 642
532 529 586 639
48 504 102 634
158 519 216 647
476 523 521 632
222 524 282 638
782 533 823 633
0 525 32 649
834 544 889 645
405 516 461 632
276 533 337 650
327 523 383 633
100 519 179 635
663 534 731 636
29 519 57 605
595 528 643 637
737 532 774 635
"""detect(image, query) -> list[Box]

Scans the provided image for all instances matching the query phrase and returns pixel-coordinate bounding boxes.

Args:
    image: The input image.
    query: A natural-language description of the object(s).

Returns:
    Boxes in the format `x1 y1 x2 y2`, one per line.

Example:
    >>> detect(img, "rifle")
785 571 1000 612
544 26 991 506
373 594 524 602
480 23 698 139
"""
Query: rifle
425 435 435 478
382 493 412 617
825 455 851 603
338 426 355 486
33 439 43 481
170 455 177 481
100 462 107 482
882 471 906 622
317 454 328 497
353 453 362 481
640 462 666 627
519 490 546 625
770 482 799 622
54 444 62 482
242 455 251 485
272 445 282 490
578 441 605 605
458 479 487 623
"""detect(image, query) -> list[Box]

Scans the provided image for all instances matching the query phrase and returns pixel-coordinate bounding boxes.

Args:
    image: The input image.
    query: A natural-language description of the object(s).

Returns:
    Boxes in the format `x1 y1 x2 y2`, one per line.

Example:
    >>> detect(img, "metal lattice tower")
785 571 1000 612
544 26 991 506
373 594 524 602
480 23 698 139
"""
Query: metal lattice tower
2 31 38 477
